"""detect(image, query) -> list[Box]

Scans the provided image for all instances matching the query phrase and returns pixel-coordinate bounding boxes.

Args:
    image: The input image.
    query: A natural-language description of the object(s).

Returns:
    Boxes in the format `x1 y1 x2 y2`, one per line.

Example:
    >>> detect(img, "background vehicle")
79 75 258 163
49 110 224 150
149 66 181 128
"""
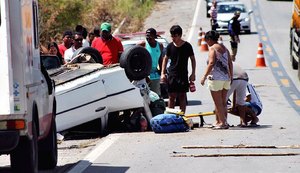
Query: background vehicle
216 1 253 34
290 0 300 80
0 0 57 172
205 0 238 17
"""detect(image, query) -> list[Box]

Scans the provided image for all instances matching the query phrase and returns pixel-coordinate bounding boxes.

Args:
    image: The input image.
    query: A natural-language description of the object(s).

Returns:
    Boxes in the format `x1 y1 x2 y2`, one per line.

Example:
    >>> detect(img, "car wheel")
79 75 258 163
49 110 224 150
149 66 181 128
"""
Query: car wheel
120 45 152 80
72 47 103 64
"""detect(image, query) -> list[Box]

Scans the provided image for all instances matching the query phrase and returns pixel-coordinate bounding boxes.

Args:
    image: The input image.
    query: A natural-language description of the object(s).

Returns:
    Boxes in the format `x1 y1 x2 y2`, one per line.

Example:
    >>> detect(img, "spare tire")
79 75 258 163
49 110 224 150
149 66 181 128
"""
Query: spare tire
120 45 152 80
72 47 103 64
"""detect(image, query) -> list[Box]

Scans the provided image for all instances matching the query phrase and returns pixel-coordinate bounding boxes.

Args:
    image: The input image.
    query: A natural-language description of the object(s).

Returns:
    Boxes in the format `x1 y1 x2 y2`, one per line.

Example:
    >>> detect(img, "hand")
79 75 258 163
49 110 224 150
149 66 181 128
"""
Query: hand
189 73 195 82
234 36 240 43
200 77 206 86
160 74 167 83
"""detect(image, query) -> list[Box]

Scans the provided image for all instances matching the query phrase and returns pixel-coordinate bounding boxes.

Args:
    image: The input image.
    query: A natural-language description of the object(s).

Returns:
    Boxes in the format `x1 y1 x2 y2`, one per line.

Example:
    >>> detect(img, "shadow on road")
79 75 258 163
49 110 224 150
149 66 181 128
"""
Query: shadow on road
83 165 129 173
228 124 272 130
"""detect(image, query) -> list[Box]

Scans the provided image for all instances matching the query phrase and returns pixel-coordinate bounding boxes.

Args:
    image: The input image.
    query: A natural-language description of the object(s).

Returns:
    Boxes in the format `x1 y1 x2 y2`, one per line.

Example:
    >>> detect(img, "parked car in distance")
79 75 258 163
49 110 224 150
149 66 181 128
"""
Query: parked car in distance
206 0 238 17
216 1 253 34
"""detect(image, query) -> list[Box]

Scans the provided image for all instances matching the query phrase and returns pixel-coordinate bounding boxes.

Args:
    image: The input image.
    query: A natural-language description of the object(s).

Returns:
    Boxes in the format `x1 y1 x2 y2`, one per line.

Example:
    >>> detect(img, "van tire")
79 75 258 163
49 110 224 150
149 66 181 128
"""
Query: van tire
72 47 103 64
120 45 152 80
38 102 58 170
11 122 38 173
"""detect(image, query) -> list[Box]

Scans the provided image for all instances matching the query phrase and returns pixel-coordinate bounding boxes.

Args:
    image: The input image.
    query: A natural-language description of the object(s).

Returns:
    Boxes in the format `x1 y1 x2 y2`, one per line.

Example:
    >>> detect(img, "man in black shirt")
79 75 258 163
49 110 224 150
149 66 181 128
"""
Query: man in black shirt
228 11 241 61
160 25 196 113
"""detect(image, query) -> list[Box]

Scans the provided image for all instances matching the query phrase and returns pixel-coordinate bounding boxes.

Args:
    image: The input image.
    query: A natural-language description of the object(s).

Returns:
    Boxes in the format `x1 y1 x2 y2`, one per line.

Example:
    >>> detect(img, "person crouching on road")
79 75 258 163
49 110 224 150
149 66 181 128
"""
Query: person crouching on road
226 62 249 127
200 30 233 130
138 28 164 97
244 83 262 126
160 25 196 113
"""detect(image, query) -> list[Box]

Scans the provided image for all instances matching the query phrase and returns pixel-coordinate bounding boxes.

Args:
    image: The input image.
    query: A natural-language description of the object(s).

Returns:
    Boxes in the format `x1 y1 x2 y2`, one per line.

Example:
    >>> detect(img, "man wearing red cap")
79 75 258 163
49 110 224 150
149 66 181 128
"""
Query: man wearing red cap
92 22 124 65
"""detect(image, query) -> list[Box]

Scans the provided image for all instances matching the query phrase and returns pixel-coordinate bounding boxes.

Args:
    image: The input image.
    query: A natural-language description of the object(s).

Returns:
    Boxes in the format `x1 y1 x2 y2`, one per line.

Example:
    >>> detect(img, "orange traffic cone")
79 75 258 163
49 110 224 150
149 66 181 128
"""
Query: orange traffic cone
200 32 208 52
198 28 203 46
256 43 267 67
198 35 202 46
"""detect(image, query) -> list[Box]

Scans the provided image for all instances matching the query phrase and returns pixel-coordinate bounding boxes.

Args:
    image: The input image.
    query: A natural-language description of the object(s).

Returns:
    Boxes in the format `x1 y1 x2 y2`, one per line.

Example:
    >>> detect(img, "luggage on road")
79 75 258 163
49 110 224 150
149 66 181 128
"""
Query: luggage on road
150 114 189 133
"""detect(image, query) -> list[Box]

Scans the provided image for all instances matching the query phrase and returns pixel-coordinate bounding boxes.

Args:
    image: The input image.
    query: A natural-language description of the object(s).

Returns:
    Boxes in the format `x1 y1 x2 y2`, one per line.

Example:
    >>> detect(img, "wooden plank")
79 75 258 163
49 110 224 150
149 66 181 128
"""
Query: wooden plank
172 153 300 157
182 145 300 149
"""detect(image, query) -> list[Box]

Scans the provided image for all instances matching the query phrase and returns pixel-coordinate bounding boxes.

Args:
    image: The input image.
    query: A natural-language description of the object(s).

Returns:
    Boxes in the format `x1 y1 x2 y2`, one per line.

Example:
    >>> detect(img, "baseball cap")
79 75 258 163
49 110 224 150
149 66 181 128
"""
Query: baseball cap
100 22 111 32
146 28 157 38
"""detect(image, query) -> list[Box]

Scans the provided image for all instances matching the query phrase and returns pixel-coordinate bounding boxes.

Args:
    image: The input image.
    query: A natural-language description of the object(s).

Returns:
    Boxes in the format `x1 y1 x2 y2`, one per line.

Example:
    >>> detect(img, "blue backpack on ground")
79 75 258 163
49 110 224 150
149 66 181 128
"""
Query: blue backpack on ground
150 114 189 133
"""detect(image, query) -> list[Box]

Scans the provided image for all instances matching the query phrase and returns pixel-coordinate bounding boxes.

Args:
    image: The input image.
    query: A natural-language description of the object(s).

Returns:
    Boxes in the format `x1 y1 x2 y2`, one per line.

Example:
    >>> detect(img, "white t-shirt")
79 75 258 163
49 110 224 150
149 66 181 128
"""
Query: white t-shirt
246 84 263 109
64 46 77 62
82 39 90 47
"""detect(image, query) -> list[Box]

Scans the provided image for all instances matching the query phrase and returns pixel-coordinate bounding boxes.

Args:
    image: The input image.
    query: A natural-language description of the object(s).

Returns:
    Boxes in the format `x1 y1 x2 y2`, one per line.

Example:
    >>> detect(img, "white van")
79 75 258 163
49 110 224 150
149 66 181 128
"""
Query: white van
0 0 57 172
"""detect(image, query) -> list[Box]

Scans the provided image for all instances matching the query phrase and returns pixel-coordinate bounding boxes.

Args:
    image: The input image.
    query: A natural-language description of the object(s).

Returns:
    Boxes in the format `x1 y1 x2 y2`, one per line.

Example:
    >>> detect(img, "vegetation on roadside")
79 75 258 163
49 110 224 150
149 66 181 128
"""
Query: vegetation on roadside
38 0 156 44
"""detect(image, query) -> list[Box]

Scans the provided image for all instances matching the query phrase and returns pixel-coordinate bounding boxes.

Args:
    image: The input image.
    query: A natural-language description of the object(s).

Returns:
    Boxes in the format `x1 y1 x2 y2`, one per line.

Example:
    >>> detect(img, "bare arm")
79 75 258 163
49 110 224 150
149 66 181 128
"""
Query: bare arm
160 54 169 83
137 40 146 47
189 54 196 82
158 43 164 70
201 47 216 85
227 49 233 81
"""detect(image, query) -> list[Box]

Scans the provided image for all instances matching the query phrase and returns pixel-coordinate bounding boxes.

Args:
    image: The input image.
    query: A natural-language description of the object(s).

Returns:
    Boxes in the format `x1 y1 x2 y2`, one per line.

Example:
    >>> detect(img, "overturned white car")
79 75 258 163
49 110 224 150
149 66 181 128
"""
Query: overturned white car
42 46 154 134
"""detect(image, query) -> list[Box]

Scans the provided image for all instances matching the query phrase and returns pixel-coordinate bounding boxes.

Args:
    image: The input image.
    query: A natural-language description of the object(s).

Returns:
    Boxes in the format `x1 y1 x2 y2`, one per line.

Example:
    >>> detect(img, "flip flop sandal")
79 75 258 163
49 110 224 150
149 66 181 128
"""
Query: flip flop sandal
212 125 229 130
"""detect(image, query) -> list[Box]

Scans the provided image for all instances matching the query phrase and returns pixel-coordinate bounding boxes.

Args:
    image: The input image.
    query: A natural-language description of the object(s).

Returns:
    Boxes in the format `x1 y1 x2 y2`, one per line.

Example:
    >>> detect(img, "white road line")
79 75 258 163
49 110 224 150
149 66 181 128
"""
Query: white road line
67 134 122 173
187 0 201 42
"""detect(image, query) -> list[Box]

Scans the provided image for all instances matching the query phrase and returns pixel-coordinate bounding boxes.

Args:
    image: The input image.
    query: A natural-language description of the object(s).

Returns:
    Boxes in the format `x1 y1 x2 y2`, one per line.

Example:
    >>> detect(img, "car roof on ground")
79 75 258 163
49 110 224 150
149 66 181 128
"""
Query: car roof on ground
116 32 169 49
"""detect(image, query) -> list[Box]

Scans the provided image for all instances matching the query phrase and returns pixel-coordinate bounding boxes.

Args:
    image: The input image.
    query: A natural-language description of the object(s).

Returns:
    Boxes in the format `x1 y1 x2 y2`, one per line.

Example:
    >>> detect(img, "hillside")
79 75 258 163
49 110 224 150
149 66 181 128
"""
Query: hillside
38 0 156 44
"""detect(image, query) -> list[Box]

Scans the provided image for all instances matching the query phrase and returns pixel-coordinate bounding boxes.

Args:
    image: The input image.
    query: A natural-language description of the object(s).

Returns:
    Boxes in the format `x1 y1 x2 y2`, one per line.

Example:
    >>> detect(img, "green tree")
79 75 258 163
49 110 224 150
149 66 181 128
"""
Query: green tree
38 0 156 45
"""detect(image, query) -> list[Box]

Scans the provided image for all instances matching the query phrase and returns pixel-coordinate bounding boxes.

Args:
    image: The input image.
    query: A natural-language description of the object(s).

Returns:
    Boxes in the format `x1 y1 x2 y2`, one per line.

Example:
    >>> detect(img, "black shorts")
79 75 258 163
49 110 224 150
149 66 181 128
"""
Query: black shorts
167 75 189 93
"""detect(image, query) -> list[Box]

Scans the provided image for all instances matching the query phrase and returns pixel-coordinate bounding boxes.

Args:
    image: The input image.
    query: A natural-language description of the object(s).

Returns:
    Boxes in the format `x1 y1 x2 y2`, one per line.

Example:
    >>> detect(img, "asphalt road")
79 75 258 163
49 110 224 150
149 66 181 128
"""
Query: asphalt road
72 0 300 172
1 0 299 172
